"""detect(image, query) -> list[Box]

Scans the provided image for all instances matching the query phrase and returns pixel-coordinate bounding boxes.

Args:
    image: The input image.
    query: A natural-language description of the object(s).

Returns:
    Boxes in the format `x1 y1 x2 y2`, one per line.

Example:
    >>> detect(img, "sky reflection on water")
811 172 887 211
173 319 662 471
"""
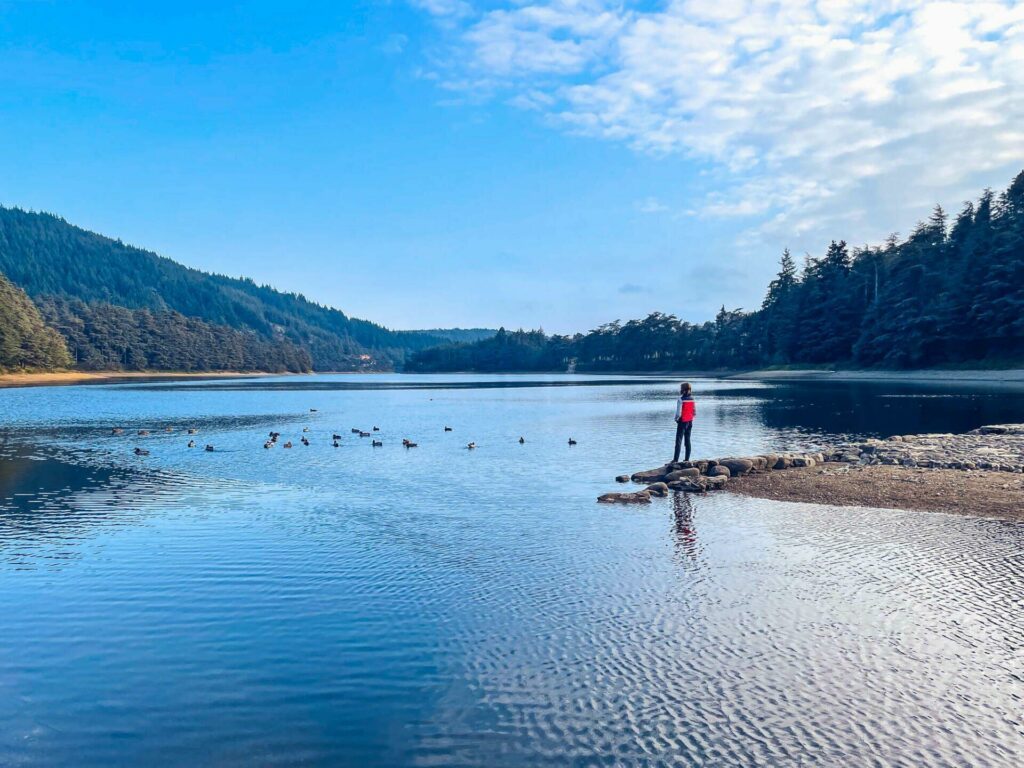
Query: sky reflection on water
1 374 1022 766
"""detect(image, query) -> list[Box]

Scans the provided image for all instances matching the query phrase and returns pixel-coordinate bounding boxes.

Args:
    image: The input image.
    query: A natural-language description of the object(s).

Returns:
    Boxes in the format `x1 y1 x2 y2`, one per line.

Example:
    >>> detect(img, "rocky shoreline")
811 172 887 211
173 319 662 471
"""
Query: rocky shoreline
599 424 1024 510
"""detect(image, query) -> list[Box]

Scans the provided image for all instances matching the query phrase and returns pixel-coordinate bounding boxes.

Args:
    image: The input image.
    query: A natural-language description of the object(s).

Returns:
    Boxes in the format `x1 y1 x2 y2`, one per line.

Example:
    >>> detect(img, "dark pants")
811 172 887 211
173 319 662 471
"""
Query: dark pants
673 420 693 462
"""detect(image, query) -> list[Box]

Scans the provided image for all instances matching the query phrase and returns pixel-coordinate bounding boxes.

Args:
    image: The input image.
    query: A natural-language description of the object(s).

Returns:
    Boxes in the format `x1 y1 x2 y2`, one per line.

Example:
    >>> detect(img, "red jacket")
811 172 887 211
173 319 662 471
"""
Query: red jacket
676 396 695 423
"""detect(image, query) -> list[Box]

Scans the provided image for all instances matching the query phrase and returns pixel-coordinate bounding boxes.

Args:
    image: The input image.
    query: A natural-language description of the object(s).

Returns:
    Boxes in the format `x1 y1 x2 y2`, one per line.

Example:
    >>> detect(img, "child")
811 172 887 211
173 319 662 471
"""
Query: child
673 382 695 463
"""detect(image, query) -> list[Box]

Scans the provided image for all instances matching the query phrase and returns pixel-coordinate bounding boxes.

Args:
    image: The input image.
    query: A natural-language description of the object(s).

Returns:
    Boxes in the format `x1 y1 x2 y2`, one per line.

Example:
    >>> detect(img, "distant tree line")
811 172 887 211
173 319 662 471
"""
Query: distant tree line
407 170 1024 372
0 272 71 371
35 296 312 373
0 206 485 370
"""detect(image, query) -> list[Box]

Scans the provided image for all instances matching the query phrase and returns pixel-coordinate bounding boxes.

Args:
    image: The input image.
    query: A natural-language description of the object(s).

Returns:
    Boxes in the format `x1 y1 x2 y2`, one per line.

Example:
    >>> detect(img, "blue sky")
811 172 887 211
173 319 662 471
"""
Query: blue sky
2 1 1022 333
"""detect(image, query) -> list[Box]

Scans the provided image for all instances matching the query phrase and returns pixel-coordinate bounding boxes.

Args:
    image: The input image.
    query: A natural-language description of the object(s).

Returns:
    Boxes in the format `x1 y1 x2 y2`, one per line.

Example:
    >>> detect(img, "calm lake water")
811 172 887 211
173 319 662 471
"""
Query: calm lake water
1 374 1023 766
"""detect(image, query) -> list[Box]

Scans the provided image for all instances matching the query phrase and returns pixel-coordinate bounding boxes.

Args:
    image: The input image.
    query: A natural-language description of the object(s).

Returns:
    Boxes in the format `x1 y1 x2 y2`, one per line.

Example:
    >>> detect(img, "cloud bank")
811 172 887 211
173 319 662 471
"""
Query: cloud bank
413 0 1024 250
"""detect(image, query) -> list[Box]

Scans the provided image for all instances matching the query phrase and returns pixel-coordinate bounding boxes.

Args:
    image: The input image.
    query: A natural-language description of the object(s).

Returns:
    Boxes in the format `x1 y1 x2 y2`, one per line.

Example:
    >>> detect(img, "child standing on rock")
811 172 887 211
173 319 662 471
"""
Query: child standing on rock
673 382 696 463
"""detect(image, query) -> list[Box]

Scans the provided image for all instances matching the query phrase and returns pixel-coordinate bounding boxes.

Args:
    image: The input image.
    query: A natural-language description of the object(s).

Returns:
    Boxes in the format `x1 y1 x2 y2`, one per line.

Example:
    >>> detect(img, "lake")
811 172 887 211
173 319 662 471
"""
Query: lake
1 374 1023 766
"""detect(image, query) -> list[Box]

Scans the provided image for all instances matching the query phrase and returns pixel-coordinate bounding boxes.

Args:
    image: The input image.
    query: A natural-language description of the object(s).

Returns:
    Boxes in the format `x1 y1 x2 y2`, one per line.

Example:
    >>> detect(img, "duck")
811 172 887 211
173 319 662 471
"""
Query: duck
405 442 418 448
302 427 310 433
138 429 150 436
467 442 476 450
310 408 318 412
372 426 380 432
568 438 577 446
205 444 215 452
134 447 150 456
359 431 371 438
165 427 174 433
332 440 340 448
332 433 342 441
351 428 361 434
301 436 310 446
188 428 198 435
188 440 196 448
372 439 383 447
283 441 293 448
444 426 453 432
263 441 272 449
111 427 124 435
519 437 525 444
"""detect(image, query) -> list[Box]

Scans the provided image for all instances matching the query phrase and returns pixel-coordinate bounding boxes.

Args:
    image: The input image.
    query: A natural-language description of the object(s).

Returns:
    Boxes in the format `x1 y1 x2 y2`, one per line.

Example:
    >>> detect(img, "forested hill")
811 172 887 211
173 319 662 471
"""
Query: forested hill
408 170 1024 373
0 207 491 371
0 272 71 371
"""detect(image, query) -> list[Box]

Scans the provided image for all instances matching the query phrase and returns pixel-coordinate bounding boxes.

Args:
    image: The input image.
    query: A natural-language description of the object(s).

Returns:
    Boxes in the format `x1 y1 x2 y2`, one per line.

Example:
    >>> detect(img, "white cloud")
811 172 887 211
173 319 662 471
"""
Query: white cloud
413 0 1024 251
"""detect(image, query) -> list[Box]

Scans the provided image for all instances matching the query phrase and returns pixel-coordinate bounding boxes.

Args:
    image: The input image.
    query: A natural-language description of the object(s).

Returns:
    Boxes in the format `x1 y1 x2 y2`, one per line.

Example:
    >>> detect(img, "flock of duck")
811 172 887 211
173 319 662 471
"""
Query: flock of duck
114 415 578 457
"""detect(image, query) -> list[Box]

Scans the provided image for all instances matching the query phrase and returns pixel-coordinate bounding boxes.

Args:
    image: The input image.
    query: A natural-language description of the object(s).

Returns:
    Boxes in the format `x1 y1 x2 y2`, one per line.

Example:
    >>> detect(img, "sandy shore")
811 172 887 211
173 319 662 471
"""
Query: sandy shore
0 370 281 389
728 464 1024 520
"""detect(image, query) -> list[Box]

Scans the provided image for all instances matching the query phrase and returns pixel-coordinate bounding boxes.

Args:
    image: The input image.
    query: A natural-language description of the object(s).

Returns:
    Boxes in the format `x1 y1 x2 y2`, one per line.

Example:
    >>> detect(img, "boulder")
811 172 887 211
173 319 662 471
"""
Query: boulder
708 465 731 478
631 466 670 483
792 456 816 468
667 478 706 493
598 491 652 504
615 475 631 483
646 482 669 497
703 475 728 490
718 458 754 476
761 454 778 469
774 456 793 470
665 467 701 482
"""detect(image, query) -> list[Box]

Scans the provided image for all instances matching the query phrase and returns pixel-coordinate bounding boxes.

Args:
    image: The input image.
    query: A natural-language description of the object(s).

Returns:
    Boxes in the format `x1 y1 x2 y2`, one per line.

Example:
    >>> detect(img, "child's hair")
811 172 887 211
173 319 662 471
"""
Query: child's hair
680 382 692 397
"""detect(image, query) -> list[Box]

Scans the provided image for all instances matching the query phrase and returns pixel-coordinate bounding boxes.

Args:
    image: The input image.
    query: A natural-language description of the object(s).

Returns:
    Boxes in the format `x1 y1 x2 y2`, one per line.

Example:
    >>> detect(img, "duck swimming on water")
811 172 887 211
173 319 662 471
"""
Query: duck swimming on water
372 439 383 447
283 441 293 448
519 437 525 444
332 440 340 447
568 438 577 446
134 447 149 456
188 440 196 448
205 444 215 452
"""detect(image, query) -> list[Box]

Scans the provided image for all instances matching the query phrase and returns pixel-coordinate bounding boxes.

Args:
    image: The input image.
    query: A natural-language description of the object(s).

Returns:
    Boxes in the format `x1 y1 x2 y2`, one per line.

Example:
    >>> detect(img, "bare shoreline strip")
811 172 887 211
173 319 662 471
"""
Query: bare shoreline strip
0 370 284 389
727 464 1024 521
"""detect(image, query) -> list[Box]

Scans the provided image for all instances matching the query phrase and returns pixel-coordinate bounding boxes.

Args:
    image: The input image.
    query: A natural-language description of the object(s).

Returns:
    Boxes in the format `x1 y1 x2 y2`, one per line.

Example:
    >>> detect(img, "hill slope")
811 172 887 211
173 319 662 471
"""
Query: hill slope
0 271 71 371
0 207 480 370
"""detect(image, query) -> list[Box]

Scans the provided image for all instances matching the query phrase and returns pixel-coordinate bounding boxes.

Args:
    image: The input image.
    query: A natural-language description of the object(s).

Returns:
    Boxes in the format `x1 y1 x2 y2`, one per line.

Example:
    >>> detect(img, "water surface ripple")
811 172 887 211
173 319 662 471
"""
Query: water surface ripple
1 374 1022 766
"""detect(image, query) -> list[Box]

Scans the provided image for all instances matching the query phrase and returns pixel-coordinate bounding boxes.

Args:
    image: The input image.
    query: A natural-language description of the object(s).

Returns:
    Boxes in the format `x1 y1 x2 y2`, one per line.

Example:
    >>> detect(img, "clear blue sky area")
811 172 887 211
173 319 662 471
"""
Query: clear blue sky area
3 1 1019 332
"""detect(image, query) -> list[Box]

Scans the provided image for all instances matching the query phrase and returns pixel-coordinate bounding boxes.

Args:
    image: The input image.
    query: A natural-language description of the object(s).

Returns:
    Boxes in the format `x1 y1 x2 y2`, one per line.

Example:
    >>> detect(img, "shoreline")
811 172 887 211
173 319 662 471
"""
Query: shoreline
727 368 1024 384
605 425 1024 520
727 464 1024 521
0 370 287 389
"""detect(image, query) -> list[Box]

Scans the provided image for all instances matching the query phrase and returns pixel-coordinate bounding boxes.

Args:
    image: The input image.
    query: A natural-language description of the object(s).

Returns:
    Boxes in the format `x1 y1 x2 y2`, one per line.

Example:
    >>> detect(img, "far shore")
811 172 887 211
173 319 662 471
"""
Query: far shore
728 367 1024 384
0 370 286 389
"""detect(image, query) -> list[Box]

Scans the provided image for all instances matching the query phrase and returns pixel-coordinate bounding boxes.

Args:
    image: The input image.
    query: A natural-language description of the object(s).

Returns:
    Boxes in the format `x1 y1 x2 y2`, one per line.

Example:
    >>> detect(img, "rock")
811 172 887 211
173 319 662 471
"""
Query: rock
665 467 701 482
749 456 768 471
667 478 706 493
792 456 816 468
631 466 670 483
615 475 630 483
598 491 652 504
703 475 728 490
708 465 731 478
774 456 792 470
646 482 669 497
718 458 754 476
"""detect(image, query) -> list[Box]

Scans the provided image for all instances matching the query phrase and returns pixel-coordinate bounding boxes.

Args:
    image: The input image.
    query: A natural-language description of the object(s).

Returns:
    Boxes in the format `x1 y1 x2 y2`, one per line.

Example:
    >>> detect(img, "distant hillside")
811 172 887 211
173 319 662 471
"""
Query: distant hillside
404 328 496 344
0 207 465 371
